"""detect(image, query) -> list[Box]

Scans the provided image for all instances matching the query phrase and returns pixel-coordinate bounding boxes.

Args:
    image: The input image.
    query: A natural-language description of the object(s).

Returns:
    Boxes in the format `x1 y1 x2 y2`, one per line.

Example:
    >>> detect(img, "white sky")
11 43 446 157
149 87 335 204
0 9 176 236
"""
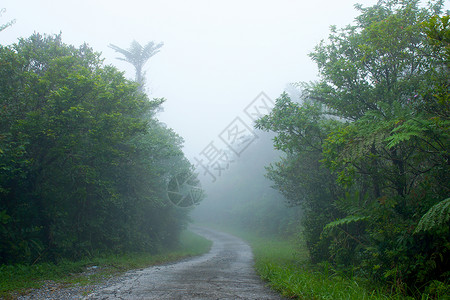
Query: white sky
1 0 381 160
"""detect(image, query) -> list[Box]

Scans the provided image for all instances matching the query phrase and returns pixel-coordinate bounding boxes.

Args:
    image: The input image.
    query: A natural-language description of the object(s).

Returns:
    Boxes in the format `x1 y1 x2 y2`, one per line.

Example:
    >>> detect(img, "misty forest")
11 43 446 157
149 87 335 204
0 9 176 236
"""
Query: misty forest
0 0 449 299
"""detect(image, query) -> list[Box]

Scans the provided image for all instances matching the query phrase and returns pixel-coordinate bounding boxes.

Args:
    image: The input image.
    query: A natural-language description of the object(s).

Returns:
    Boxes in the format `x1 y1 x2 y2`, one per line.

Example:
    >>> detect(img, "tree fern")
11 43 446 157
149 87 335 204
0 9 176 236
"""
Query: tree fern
386 117 450 149
322 215 369 236
108 40 163 87
414 198 450 234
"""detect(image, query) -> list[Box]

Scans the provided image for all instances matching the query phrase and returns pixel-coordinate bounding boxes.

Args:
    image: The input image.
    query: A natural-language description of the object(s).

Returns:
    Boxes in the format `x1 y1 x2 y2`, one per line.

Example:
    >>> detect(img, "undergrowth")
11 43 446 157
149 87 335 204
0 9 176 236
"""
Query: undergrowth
0 229 212 298
209 225 446 300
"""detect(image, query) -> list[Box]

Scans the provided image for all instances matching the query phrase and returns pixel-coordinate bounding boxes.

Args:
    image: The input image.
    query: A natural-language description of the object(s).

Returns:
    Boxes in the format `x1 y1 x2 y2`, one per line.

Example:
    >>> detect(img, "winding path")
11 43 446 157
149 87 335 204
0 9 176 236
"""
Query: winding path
86 226 282 299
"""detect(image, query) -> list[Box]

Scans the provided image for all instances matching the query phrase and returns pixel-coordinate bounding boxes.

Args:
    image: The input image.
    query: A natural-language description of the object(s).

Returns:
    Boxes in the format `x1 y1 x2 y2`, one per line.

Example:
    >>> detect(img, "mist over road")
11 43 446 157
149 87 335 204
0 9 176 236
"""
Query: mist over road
87 226 282 299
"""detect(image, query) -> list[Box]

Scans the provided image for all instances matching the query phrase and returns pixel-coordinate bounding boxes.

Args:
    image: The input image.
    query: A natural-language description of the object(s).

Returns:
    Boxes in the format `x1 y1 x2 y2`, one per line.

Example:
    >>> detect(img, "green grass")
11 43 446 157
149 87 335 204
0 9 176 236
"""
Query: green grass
197 223 449 299
0 230 212 299
248 236 384 299
247 236 450 299
208 226 410 300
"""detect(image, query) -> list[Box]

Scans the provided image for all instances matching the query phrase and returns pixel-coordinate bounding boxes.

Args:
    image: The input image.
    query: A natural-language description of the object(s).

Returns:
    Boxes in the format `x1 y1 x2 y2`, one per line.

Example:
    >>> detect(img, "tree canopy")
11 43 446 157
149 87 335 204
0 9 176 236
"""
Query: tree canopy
0 33 196 263
256 0 449 295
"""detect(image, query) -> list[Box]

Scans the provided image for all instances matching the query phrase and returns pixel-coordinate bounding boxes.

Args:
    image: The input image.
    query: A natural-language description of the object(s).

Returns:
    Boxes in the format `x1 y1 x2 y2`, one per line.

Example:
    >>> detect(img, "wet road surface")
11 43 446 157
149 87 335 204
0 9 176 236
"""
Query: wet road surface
86 226 282 299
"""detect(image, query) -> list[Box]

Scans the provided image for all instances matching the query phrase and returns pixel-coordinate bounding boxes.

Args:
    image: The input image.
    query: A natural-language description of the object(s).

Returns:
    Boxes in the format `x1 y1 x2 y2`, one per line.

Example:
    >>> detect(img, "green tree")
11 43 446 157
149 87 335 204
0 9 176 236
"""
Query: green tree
109 40 163 90
0 33 194 263
257 0 449 295
255 94 342 261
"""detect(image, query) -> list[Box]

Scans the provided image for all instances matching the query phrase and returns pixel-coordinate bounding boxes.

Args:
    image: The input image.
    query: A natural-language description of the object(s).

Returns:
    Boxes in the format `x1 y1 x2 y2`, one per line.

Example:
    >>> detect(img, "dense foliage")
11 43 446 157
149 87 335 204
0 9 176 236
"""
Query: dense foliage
256 0 449 296
0 34 196 264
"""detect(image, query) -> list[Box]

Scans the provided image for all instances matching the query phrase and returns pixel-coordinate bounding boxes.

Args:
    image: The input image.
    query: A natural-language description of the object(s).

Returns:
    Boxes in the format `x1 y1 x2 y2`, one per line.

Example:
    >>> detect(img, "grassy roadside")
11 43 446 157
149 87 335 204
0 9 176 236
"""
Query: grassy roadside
244 234 392 300
0 229 212 298
244 234 450 299
205 225 406 300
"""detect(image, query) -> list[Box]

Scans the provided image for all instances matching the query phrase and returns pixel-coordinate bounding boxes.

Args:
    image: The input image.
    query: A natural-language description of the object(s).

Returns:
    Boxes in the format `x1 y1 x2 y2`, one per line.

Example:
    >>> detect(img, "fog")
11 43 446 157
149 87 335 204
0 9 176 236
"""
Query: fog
2 2 449 297
1 0 385 232
0 0 379 233
1 0 377 162
191 129 303 236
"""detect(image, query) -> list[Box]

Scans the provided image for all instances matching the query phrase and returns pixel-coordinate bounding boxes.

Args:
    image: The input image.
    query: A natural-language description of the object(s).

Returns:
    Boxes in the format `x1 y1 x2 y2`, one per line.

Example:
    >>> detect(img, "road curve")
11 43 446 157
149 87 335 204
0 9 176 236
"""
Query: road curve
86 226 282 299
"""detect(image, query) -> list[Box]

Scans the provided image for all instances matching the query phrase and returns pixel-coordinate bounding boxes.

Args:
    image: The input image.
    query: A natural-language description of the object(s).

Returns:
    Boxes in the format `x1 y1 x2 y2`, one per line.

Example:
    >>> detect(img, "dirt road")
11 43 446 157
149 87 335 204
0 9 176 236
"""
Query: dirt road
86 226 282 299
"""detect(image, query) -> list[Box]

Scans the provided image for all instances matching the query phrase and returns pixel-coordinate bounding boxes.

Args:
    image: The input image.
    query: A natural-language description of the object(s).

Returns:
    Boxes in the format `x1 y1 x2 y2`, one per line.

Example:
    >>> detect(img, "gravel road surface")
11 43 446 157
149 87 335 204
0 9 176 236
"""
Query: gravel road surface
86 226 282 299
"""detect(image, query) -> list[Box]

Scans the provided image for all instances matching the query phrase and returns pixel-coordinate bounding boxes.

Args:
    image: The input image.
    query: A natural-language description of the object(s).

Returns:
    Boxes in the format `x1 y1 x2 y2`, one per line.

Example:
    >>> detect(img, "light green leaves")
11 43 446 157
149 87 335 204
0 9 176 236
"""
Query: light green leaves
415 198 450 234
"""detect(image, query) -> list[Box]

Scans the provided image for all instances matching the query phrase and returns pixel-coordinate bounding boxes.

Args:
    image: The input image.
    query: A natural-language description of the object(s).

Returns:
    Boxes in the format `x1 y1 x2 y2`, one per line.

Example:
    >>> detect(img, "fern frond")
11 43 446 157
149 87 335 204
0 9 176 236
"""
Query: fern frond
414 198 450 234
322 215 369 236
386 117 450 149
385 118 428 148
334 191 369 215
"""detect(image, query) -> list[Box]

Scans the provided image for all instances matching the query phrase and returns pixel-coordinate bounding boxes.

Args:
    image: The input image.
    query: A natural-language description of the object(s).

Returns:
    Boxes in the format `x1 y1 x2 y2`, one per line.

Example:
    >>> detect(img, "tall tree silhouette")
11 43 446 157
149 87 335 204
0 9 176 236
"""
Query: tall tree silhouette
109 40 163 89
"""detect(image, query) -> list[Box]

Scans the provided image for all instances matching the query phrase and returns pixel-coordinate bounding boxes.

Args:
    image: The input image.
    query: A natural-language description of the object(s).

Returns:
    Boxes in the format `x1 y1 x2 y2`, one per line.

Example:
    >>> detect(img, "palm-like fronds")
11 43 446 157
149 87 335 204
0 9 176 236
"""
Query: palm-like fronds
414 198 450 234
108 40 163 85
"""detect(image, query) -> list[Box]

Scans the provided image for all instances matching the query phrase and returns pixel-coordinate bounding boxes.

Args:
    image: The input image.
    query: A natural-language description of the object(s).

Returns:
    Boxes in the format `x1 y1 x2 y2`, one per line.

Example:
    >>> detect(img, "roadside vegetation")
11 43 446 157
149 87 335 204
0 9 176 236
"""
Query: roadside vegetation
246 232 385 299
0 230 212 298
0 33 202 267
196 3 449 298
1 0 448 299
253 1 449 298
211 226 445 299
0 32 208 298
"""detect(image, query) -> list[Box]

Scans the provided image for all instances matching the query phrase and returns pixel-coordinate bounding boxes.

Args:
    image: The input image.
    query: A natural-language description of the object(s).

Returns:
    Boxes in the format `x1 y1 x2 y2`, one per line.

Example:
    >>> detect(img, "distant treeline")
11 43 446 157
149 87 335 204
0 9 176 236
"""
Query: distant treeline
192 130 302 238
256 0 449 296
0 34 195 264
